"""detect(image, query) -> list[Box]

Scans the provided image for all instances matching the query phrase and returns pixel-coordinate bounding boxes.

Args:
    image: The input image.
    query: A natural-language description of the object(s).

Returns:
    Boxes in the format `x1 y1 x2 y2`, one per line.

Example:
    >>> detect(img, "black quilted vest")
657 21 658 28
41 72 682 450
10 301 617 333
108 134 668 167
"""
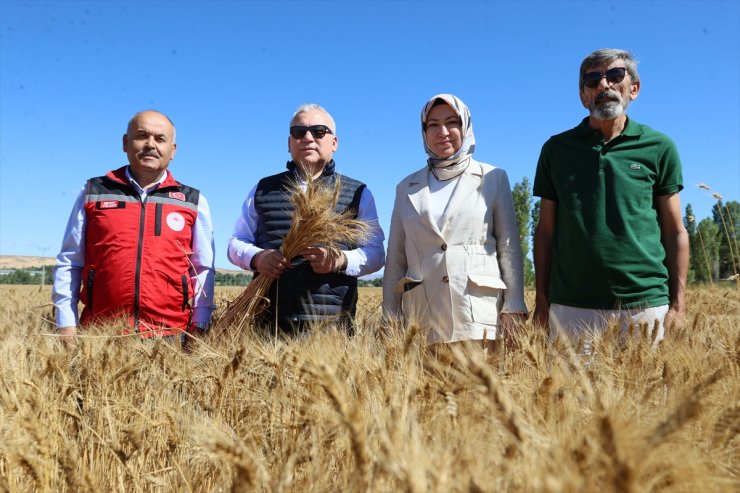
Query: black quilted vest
253 161 365 328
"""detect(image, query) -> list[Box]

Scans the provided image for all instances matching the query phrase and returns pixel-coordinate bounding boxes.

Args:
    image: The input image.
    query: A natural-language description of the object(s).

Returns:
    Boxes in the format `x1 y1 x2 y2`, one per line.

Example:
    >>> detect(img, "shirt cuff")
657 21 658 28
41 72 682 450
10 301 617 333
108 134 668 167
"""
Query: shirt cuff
343 249 362 277
229 242 263 272
191 306 213 324
501 300 529 314
55 306 79 329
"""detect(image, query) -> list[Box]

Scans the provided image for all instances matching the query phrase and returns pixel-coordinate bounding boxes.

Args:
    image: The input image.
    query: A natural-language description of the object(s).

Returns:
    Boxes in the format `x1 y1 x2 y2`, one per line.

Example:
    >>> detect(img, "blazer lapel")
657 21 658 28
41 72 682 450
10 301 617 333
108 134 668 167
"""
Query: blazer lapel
406 168 444 237
440 161 484 237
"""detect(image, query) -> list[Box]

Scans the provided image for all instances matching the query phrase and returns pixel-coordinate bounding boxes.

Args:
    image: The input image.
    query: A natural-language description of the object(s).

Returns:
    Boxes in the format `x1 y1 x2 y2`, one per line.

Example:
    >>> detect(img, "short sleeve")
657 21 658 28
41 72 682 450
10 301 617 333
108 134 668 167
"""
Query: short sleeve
533 141 558 201
654 135 683 196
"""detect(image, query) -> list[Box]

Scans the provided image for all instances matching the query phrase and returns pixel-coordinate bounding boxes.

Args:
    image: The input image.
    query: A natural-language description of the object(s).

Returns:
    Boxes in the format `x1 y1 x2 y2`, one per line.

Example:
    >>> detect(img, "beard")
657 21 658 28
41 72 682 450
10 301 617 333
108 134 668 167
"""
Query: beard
590 90 628 120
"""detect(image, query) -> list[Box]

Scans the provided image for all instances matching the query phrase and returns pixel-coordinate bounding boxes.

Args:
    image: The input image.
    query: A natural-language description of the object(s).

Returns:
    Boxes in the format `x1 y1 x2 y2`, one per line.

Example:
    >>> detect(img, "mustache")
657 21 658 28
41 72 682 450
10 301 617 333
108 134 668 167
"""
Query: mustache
139 150 160 158
596 91 621 104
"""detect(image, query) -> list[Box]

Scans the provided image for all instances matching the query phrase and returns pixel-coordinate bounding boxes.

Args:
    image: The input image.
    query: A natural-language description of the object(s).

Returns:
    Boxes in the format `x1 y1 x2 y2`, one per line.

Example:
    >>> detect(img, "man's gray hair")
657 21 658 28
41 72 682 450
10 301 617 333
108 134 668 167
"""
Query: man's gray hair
291 103 336 134
579 48 639 91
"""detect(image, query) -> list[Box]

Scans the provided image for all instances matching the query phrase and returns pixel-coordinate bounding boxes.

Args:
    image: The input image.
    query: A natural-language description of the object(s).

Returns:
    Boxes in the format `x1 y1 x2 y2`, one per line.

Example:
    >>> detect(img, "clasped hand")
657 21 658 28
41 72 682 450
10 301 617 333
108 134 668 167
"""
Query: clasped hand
253 247 346 279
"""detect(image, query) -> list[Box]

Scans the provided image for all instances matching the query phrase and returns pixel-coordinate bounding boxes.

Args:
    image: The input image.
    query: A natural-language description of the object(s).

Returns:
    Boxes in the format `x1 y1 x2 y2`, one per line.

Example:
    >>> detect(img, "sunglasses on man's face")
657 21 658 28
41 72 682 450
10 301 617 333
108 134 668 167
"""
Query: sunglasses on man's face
289 125 333 139
582 67 628 89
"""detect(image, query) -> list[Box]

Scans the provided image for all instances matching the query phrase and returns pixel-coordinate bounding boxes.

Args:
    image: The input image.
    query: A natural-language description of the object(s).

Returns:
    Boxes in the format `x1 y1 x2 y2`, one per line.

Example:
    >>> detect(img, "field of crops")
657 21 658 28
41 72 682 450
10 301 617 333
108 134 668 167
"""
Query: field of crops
0 284 737 492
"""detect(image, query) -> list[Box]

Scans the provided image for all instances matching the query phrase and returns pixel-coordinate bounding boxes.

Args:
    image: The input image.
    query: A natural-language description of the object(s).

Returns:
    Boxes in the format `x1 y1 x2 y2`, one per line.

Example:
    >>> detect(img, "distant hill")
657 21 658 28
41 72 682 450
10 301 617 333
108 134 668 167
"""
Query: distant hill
0 255 243 275
0 255 56 269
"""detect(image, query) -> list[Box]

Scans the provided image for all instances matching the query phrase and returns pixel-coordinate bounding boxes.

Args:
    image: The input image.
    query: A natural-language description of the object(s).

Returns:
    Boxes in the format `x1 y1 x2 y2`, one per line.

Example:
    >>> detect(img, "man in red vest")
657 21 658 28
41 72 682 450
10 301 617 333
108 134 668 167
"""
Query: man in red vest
52 110 215 349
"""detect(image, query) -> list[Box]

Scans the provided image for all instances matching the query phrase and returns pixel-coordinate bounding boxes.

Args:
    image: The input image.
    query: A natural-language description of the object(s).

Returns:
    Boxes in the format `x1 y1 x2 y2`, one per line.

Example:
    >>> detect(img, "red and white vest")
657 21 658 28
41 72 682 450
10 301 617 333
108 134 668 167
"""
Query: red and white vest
79 166 200 337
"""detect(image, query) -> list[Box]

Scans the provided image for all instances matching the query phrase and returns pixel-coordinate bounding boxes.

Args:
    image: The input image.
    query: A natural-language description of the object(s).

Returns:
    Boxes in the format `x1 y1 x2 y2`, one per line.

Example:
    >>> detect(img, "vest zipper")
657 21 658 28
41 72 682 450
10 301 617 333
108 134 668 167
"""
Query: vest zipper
133 196 147 332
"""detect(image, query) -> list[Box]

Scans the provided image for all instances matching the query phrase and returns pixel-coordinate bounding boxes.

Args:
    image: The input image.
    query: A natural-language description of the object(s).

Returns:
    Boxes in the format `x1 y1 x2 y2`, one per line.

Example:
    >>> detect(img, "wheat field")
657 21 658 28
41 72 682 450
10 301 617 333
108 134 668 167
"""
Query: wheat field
0 284 737 492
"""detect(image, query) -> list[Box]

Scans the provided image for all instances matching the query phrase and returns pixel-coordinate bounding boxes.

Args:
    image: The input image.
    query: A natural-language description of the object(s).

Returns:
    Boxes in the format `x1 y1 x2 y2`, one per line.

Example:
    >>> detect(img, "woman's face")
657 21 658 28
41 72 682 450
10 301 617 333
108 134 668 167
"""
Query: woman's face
424 103 463 159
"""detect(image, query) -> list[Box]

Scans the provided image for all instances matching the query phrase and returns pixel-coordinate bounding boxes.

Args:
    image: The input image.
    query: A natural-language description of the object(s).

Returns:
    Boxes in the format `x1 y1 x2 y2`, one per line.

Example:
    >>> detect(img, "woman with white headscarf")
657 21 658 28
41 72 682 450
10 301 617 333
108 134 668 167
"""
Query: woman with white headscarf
383 94 528 348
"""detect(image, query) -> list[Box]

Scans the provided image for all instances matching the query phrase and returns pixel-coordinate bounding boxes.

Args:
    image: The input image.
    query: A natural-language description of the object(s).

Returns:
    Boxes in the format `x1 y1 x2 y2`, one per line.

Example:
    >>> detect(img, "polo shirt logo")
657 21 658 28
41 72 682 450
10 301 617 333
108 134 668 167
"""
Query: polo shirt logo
629 163 641 170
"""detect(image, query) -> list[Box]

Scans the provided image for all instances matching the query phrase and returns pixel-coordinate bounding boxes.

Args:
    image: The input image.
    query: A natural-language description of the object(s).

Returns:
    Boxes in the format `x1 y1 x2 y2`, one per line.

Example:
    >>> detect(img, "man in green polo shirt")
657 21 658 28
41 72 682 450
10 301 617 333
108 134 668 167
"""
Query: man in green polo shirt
533 48 688 352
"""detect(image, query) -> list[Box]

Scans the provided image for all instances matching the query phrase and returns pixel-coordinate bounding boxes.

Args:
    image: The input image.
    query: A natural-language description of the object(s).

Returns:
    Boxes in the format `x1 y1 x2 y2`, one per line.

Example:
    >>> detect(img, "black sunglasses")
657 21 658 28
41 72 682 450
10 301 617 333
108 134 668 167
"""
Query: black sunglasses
582 67 628 88
289 125 333 139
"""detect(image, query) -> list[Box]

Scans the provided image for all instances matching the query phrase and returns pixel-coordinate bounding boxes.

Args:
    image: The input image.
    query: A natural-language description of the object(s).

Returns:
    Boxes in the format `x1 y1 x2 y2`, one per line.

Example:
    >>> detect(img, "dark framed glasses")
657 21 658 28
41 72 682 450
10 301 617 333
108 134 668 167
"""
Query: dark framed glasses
289 125 333 139
582 67 628 88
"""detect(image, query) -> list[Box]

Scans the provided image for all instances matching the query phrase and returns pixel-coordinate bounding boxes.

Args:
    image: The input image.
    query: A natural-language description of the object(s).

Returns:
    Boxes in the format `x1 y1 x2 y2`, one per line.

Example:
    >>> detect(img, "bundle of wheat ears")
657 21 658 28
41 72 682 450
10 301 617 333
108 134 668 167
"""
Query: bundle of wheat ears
216 174 372 332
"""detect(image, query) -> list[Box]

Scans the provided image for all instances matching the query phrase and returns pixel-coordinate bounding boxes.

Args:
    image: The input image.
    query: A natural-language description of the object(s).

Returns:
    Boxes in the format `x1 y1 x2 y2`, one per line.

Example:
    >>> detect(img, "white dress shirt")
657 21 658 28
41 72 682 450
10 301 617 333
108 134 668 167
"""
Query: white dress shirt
227 180 385 277
428 173 460 229
52 167 216 328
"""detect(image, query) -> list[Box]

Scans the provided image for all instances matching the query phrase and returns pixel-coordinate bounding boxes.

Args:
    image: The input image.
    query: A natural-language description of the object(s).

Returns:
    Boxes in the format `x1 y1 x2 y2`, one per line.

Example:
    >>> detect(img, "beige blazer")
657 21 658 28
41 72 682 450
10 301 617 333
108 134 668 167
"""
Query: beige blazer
382 160 527 344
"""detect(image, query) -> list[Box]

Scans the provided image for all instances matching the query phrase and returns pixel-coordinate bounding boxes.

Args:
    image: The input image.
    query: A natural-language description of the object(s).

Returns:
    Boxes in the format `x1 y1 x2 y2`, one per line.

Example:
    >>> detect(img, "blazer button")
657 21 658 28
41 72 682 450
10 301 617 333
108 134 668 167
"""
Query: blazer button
441 244 447 251
442 276 449 283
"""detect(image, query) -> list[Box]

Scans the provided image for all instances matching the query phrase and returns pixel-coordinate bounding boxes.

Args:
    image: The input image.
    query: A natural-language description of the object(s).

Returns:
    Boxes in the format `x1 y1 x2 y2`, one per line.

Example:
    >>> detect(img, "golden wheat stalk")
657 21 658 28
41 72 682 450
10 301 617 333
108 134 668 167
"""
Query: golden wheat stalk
216 174 372 332
724 205 740 276
696 223 714 283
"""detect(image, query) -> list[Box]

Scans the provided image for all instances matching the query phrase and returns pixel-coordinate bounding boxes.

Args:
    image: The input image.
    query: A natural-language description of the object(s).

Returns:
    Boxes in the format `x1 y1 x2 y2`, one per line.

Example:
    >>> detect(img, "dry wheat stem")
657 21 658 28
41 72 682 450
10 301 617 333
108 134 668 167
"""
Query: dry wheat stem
1 284 738 491
715 204 739 278
724 205 740 281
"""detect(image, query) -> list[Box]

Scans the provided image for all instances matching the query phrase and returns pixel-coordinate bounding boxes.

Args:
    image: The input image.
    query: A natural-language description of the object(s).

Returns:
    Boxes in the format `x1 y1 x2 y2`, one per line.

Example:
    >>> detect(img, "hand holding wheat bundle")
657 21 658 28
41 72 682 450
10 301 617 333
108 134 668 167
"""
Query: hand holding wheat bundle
216 174 372 332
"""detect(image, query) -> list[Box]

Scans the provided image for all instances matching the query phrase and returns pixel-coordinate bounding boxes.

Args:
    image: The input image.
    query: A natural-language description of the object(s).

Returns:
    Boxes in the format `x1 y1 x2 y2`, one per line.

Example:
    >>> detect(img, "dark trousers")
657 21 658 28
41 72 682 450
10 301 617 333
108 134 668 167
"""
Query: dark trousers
258 315 354 338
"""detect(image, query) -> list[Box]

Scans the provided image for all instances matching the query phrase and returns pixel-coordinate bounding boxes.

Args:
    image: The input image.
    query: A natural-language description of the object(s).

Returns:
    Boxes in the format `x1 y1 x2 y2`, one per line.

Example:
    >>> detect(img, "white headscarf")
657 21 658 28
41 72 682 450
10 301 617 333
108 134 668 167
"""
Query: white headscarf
421 93 476 181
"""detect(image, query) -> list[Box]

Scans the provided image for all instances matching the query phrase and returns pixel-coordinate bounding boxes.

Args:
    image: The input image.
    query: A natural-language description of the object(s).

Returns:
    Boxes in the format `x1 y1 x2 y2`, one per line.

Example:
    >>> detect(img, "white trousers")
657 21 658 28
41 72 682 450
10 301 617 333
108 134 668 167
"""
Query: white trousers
549 303 669 354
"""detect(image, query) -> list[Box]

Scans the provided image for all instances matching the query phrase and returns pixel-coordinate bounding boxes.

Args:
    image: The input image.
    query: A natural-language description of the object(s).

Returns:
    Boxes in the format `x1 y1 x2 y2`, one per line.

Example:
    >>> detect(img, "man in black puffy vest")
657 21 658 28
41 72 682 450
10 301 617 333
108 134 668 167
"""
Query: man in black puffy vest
227 104 385 334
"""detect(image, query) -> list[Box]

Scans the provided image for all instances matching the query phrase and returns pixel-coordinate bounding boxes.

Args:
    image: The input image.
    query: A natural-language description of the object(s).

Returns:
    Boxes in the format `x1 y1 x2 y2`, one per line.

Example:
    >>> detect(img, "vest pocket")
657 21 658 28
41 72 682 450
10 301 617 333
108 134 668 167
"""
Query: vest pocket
180 274 189 311
85 268 96 311
154 203 163 236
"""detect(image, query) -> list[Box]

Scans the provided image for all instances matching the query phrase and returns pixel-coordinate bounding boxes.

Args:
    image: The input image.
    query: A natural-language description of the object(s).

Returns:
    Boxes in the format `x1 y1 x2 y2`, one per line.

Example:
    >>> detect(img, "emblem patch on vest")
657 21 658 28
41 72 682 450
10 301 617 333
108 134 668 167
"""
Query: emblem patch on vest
629 163 641 170
97 200 124 209
169 191 186 201
166 212 185 232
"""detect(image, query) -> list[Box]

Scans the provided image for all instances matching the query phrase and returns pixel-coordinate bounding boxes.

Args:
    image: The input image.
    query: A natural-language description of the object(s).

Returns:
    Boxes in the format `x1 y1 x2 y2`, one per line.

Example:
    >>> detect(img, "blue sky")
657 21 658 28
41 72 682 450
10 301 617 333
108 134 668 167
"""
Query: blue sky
1 0 738 270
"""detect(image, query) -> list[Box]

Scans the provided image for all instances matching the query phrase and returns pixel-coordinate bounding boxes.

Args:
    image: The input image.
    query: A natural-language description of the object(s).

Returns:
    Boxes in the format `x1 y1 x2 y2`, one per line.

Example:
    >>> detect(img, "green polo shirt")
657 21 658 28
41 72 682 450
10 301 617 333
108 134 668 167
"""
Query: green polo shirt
534 117 683 309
